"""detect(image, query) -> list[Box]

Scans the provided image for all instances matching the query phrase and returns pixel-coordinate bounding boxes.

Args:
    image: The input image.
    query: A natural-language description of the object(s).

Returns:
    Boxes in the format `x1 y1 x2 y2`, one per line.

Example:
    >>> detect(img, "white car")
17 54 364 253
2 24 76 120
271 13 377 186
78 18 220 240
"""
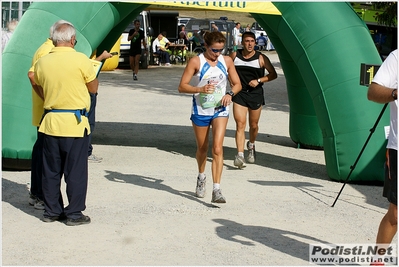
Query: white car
251 21 267 39
178 17 193 26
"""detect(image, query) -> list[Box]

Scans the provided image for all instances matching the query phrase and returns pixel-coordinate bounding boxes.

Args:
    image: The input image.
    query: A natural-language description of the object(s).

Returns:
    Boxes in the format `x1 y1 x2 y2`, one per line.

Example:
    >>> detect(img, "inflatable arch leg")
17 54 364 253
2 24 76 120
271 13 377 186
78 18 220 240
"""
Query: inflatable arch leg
2 2 147 169
253 2 388 182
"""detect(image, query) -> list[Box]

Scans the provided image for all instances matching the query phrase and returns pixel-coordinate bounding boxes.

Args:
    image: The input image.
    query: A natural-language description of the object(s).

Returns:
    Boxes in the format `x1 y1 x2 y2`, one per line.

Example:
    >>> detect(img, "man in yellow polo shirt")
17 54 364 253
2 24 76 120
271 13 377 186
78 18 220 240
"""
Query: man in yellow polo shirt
34 20 98 226
27 26 55 211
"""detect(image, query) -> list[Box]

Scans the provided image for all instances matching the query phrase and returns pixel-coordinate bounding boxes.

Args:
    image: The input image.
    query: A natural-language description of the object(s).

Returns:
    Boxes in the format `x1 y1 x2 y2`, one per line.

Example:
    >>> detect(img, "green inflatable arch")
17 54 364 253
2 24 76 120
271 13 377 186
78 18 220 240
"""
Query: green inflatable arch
2 2 388 183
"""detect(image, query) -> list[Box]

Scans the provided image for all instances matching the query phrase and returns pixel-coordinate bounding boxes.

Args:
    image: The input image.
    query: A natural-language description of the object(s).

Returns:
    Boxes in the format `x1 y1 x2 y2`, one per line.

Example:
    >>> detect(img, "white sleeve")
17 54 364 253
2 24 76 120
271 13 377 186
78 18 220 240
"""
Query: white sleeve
152 39 158 53
373 50 398 89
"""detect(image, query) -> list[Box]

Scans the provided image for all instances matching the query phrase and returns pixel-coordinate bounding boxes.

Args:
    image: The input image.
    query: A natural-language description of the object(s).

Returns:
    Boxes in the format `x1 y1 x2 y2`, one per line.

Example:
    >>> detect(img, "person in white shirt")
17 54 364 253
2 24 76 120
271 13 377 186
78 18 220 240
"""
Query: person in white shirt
152 33 171 66
232 22 242 47
367 49 398 264
2 19 18 52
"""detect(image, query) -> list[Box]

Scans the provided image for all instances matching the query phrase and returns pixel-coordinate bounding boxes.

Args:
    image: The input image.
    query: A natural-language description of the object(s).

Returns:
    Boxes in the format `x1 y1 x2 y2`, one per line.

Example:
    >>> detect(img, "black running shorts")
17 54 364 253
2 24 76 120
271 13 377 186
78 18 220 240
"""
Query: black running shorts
383 149 397 205
129 48 142 57
232 88 265 110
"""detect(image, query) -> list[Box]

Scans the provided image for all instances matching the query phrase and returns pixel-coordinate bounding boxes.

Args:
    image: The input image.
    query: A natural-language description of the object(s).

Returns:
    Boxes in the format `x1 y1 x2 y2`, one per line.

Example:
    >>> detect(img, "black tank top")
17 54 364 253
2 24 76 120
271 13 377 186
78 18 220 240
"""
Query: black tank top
234 49 265 91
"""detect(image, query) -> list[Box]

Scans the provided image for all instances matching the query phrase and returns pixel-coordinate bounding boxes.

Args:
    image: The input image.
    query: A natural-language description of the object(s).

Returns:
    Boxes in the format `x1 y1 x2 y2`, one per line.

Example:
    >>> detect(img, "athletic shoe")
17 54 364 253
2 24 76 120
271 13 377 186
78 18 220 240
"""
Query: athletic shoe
29 194 45 210
133 74 137 80
165 63 172 67
66 215 91 226
234 155 246 169
29 194 36 206
34 199 45 210
195 176 206 198
211 189 226 203
42 213 67 223
88 154 102 163
246 141 256 163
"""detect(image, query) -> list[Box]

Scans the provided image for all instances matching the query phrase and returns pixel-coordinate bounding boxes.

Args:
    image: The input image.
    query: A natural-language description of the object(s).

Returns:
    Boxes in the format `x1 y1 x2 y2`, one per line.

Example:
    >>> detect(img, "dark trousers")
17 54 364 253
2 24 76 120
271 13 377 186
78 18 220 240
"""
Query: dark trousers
30 128 44 200
156 49 170 64
42 133 89 219
88 92 97 156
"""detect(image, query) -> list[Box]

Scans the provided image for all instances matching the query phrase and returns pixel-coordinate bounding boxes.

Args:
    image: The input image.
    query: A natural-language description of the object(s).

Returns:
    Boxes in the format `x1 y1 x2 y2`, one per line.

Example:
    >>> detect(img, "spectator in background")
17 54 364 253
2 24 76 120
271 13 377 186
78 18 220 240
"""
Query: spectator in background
87 50 114 163
27 21 60 211
190 31 203 51
232 22 242 47
256 32 267 51
245 24 251 32
179 25 188 41
2 19 18 52
152 32 172 66
177 31 189 60
211 22 219 32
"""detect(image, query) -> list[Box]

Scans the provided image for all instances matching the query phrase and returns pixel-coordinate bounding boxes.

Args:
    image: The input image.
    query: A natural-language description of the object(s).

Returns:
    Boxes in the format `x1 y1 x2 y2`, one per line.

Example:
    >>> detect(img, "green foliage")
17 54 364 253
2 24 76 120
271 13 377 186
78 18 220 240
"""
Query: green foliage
373 2 397 27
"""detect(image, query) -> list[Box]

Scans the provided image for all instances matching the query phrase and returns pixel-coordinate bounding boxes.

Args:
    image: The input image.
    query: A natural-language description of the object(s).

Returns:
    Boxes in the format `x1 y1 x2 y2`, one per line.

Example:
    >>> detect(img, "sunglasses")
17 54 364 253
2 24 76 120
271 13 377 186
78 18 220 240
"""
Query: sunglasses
210 48 224 53
74 39 78 46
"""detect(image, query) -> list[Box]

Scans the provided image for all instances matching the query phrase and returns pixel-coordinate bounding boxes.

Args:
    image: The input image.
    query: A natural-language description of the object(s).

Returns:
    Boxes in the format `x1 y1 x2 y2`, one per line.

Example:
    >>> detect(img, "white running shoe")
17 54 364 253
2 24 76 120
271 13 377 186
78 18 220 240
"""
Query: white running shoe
195 177 206 198
234 155 246 169
211 189 226 203
88 154 102 163
246 141 256 163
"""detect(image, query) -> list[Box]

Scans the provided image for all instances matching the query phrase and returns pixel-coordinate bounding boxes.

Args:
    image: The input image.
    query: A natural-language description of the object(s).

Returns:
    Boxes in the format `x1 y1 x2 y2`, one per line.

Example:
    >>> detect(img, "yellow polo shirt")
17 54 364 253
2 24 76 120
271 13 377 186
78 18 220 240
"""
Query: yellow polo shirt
34 46 96 137
29 38 54 126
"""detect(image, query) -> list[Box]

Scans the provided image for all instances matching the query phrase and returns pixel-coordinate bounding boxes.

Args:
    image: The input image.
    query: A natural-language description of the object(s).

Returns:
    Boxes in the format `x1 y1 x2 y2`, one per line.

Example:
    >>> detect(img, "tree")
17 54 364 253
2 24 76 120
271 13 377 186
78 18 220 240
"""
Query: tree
373 2 397 28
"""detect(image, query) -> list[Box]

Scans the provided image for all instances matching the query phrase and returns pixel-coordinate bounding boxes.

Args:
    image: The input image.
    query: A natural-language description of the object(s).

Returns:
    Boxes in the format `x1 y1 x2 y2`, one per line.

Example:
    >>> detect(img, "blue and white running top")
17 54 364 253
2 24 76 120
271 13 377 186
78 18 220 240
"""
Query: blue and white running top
190 54 229 116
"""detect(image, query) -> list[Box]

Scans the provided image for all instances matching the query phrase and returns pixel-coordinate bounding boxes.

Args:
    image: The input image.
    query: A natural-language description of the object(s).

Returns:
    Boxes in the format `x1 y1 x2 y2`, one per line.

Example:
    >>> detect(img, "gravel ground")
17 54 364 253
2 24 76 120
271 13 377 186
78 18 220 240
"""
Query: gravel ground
2 51 396 266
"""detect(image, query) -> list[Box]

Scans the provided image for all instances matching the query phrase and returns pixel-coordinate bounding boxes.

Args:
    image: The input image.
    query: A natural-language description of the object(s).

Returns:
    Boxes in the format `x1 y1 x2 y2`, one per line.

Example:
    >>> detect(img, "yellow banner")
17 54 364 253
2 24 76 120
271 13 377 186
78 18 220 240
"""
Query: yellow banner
125 1 281 15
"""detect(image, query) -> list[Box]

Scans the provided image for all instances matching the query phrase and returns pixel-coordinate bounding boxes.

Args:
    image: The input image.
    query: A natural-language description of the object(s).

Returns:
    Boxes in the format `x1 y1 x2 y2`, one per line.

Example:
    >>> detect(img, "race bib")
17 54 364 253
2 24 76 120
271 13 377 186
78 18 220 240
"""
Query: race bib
199 85 223 109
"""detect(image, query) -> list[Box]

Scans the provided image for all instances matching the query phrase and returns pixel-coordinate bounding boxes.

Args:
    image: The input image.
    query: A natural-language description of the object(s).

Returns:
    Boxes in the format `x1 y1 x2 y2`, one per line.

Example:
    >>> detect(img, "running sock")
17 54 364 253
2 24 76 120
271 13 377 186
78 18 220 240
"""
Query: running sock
198 172 206 180
238 152 244 158
248 142 254 149
213 183 220 191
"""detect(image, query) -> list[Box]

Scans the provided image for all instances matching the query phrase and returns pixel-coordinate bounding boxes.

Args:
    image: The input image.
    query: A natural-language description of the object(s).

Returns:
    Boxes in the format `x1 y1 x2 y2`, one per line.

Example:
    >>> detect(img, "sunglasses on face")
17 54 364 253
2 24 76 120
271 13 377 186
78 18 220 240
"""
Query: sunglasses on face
210 48 224 53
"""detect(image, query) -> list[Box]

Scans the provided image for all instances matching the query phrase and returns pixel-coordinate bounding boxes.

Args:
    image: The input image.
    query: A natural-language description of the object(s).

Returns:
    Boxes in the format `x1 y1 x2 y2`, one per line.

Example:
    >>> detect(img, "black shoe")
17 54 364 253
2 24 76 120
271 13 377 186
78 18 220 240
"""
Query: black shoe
133 74 137 80
42 213 66 223
66 215 91 226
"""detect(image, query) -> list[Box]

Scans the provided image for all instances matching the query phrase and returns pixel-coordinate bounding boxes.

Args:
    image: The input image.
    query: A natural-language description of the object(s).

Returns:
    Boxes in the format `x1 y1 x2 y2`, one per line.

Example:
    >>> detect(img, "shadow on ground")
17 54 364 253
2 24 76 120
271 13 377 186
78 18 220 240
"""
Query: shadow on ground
2 178 43 220
213 218 330 263
103 170 218 208
94 121 326 180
